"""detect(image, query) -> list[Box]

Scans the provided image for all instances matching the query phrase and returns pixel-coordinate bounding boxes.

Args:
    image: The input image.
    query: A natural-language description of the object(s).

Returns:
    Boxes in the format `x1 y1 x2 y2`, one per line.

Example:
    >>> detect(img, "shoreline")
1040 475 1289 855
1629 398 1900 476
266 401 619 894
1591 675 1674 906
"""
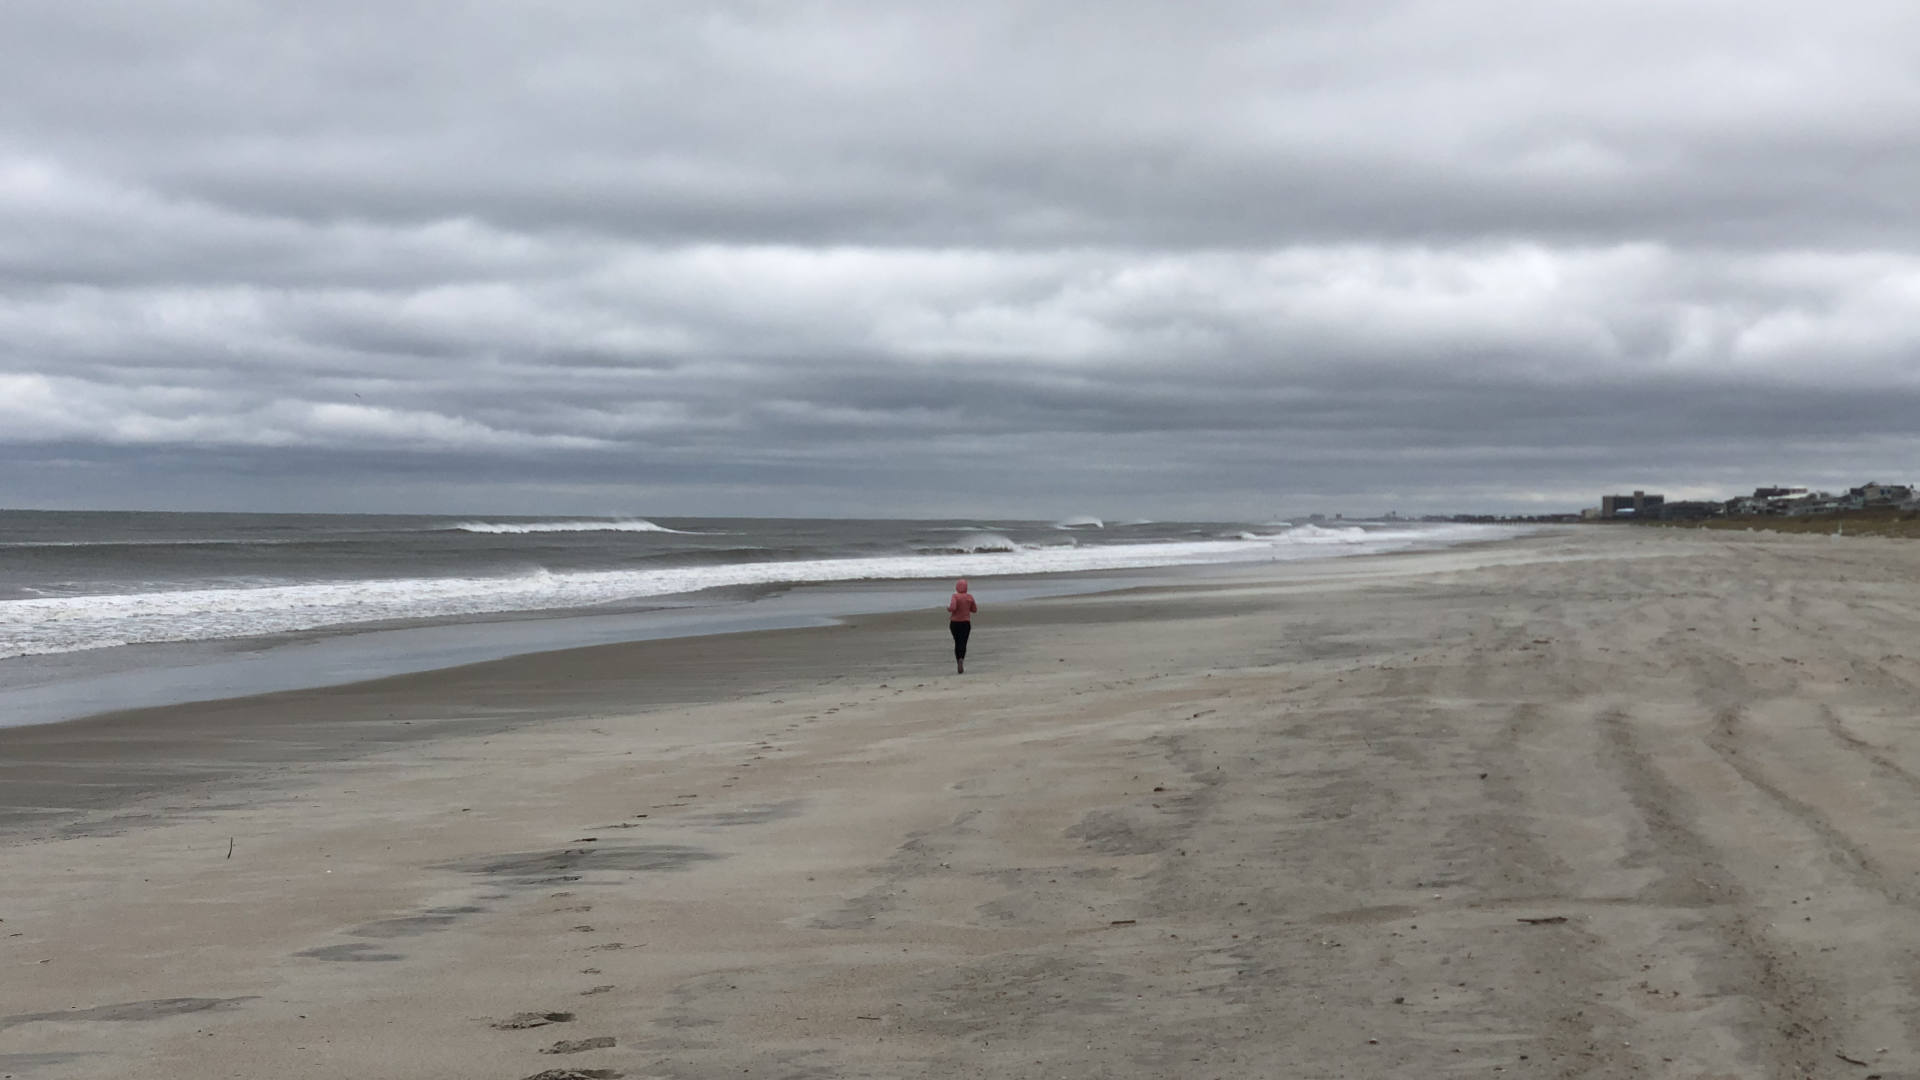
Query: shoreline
0 540 1544 837
2 514 1508 667
0 532 1531 733
0 571 1122 734
18 527 1918 1077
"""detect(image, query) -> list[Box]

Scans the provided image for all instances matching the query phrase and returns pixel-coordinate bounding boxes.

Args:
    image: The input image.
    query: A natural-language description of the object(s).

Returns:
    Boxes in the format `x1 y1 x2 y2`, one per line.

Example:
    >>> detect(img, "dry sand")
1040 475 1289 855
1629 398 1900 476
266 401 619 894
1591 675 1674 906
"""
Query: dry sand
5 527 1920 1078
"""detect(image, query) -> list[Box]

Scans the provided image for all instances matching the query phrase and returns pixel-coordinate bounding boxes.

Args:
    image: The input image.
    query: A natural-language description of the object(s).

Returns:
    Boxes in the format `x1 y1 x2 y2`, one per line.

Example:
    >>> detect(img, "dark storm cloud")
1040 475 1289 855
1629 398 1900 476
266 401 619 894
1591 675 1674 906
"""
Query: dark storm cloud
4 1 1920 515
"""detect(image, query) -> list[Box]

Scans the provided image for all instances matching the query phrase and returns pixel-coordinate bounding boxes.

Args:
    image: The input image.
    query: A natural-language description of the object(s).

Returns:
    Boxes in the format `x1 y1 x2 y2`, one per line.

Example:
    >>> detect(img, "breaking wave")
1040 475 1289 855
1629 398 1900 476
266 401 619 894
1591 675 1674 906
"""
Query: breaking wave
0 522 1522 659
1274 524 1376 543
451 519 689 535
917 531 1024 555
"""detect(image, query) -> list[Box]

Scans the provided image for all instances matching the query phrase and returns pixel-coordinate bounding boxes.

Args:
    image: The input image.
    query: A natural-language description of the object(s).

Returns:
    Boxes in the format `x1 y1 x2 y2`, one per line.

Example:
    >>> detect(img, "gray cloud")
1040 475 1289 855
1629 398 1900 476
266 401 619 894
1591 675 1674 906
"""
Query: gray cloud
4 1 1920 517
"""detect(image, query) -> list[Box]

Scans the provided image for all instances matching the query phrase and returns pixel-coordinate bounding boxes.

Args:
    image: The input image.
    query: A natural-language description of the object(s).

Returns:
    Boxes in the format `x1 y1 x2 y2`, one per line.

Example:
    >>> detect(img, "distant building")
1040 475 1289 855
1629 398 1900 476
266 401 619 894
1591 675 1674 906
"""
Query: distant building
1656 500 1722 520
1844 482 1912 509
1785 494 1843 516
1599 491 1664 519
1725 487 1809 515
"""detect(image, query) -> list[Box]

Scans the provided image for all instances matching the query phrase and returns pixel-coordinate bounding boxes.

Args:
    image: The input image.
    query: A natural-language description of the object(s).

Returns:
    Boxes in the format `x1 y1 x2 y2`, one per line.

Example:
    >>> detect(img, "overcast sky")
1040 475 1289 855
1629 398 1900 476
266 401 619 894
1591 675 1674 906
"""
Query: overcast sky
4 1 1919 518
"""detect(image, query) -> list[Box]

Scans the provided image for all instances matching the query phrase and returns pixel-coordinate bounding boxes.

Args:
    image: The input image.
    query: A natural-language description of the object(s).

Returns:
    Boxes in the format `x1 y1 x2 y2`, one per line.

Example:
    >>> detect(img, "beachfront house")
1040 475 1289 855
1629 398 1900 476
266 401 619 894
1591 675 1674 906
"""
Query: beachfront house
1784 493 1843 515
1843 482 1913 509
1724 487 1809 516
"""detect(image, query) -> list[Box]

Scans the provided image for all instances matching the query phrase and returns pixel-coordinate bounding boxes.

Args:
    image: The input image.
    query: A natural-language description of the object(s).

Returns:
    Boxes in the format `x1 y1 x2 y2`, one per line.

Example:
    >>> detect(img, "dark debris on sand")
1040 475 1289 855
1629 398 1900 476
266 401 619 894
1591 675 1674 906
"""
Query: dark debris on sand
489 1011 574 1030
542 1036 616 1054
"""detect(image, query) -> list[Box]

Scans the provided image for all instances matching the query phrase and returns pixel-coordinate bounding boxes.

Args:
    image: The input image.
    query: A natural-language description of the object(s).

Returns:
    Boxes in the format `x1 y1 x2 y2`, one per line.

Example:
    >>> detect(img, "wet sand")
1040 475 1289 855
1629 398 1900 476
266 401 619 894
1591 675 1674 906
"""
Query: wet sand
7 527 1920 1078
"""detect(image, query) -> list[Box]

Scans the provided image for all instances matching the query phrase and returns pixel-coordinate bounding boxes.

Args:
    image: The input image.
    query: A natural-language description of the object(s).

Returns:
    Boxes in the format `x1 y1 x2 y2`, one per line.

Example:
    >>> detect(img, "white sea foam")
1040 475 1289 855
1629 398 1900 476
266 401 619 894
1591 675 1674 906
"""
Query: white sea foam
1264 523 1437 544
451 518 689 535
0 524 1517 658
1275 523 1373 542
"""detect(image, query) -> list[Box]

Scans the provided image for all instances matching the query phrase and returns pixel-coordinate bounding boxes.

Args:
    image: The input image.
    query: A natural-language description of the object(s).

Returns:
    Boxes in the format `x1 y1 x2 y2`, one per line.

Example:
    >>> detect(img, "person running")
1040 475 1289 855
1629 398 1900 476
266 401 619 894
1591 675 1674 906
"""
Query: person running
947 578 977 674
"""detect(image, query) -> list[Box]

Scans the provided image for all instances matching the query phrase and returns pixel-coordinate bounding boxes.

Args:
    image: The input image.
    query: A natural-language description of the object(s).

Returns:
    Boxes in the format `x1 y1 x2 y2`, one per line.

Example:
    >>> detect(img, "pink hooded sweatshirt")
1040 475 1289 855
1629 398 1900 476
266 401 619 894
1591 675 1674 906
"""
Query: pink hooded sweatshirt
947 579 977 622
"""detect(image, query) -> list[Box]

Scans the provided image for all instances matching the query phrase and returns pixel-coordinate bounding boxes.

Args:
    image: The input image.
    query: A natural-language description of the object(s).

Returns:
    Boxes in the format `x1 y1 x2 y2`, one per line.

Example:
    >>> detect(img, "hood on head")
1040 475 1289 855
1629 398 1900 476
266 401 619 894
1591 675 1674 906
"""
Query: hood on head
954 579 969 593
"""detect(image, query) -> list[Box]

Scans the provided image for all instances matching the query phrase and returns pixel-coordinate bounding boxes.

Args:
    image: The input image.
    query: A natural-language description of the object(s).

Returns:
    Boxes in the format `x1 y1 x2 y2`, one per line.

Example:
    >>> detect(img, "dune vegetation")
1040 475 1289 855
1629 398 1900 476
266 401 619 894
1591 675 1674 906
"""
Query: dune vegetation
1649 507 1920 537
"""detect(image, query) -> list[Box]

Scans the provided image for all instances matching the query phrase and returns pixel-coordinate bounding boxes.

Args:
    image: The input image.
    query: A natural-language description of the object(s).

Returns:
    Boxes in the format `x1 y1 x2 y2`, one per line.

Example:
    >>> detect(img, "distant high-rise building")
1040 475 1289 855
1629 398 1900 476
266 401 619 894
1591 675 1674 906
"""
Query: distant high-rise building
1598 490 1664 519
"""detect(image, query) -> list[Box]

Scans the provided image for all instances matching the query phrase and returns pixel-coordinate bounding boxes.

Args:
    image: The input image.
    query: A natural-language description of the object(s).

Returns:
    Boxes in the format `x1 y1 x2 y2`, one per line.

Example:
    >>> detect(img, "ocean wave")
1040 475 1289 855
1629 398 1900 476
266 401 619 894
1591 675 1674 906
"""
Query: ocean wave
1275 523 1374 542
1053 516 1105 530
0 525 1523 659
0 539 1262 657
916 531 1024 555
450 518 691 535
1244 521 1506 544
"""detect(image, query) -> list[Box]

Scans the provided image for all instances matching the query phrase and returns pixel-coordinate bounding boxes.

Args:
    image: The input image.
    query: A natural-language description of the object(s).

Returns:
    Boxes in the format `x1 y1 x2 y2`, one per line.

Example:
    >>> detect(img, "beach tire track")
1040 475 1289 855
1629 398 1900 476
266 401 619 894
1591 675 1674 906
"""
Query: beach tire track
1704 705 1904 905
1592 704 1832 1079
1689 701 1920 1066
1815 702 1920 798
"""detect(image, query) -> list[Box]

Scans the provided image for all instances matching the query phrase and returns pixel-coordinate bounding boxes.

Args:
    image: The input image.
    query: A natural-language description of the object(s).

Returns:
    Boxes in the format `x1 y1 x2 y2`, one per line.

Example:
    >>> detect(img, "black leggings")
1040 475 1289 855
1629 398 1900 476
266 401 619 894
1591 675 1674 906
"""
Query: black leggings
949 620 971 659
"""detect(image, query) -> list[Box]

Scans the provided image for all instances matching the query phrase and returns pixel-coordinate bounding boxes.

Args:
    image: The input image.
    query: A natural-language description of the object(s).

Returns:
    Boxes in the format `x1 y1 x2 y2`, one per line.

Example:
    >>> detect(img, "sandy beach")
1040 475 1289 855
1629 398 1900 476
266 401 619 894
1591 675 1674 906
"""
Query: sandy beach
7 527 1920 1078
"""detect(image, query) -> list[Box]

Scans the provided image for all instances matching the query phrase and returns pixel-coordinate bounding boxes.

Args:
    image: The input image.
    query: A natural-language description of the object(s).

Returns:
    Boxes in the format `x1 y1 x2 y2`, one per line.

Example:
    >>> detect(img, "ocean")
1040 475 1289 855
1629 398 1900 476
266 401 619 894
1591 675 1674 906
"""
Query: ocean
0 510 1518 725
